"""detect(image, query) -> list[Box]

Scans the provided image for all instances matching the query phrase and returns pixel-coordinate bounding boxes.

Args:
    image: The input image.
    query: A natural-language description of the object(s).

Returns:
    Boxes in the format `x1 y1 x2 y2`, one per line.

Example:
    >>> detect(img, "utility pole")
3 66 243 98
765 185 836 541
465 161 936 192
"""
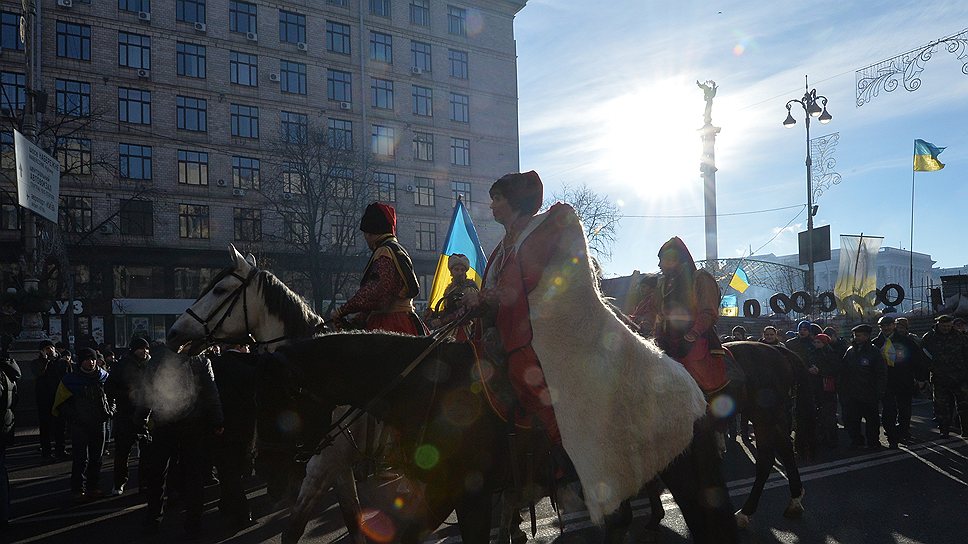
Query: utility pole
697 80 721 271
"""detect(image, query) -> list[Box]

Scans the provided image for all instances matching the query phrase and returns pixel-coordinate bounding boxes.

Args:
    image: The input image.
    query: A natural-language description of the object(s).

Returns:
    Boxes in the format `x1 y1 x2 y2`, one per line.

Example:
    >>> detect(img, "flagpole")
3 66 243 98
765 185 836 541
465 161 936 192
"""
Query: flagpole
910 139 916 295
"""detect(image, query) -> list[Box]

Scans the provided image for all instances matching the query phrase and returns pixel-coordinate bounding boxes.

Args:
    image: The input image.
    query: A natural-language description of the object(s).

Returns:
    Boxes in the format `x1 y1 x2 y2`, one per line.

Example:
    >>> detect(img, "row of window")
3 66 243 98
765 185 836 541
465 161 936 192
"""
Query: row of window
51 16 471 77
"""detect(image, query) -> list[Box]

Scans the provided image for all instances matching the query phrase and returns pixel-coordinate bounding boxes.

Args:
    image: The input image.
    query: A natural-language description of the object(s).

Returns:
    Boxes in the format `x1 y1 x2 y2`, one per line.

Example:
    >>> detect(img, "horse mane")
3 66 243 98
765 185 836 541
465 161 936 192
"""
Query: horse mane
257 270 325 336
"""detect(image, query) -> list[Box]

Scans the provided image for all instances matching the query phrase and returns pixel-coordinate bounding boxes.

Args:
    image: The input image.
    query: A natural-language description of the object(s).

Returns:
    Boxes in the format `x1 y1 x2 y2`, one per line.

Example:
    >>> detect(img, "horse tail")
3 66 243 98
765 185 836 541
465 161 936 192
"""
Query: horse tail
779 347 818 458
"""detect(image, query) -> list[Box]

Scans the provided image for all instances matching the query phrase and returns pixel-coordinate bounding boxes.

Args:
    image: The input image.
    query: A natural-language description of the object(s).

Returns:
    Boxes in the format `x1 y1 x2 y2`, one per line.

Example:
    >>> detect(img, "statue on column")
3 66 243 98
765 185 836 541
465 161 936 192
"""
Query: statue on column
697 80 718 127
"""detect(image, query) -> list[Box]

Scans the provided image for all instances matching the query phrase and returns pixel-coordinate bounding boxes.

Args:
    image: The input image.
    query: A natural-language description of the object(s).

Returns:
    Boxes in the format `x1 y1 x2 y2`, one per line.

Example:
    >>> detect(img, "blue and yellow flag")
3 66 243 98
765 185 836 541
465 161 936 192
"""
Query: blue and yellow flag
729 266 750 293
428 198 487 311
914 139 945 172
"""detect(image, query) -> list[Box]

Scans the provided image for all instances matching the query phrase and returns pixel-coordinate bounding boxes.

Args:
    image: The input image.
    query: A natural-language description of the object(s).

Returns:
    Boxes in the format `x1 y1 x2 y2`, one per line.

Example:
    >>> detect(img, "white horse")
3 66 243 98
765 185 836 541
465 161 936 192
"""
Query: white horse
167 244 367 544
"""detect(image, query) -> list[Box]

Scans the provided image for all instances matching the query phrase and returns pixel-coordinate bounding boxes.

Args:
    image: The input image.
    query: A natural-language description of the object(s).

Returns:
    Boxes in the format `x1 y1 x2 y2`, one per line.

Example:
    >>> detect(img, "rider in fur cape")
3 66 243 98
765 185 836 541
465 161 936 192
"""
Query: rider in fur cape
468 171 707 523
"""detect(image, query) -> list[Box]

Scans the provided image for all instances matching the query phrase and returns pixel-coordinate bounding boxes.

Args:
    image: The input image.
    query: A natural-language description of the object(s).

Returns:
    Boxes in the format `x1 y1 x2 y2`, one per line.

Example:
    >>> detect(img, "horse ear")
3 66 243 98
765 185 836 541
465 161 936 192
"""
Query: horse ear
245 253 257 268
229 244 246 268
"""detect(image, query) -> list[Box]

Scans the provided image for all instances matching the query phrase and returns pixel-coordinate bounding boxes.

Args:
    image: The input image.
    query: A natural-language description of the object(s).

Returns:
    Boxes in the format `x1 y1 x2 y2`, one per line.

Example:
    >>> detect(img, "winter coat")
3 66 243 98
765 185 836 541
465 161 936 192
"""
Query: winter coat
52 367 113 428
872 332 928 392
921 327 968 387
105 352 152 436
840 341 888 404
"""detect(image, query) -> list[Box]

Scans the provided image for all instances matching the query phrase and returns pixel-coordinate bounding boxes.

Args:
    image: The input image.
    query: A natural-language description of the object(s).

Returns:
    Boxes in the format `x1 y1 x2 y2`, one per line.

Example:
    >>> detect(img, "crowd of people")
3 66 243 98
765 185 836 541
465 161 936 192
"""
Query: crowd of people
729 315 968 448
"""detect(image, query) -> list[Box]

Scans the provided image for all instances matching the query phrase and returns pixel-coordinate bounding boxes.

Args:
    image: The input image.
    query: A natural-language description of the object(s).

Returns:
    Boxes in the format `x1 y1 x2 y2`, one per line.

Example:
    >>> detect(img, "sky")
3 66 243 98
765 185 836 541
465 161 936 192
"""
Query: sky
511 0 968 278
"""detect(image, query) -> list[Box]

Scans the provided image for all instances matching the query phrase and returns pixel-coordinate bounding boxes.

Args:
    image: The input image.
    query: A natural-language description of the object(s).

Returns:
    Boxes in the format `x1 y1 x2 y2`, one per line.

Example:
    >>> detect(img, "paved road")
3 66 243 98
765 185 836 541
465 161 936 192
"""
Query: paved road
4 400 967 543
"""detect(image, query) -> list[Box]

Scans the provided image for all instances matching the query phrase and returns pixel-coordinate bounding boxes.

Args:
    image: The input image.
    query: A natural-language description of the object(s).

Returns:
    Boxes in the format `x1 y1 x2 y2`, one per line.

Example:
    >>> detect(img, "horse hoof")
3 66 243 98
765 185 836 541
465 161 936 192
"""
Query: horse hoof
640 528 660 543
783 495 805 518
735 511 751 529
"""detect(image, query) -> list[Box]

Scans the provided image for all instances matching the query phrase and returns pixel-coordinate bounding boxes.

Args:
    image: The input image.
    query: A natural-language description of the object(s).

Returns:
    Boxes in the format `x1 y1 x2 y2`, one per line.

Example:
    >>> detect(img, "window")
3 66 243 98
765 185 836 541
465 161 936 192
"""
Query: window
327 69 352 102
120 200 153 236
176 96 207 131
326 21 351 55
60 196 93 234
56 137 92 175
115 265 165 298
1 12 24 52
176 0 205 23
230 1 257 34
119 32 151 70
120 143 152 180
0 72 25 112
371 125 395 156
449 49 468 79
56 80 91 117
179 204 210 239
412 41 432 72
373 172 396 202
119 0 150 12
178 150 209 185
327 0 347 6
328 119 353 150
285 216 310 244
415 221 436 251
231 104 260 138
451 137 470 166
173 268 219 299
279 11 306 44
451 180 471 205
332 167 355 199
0 131 12 170
371 78 394 109
448 5 467 36
450 93 469 123
330 214 355 247
410 0 430 26
118 88 151 125
232 156 260 189
412 132 433 161
1 192 20 230
370 0 390 17
234 208 261 241
57 22 91 60
370 32 392 63
412 86 433 117
230 51 258 86
280 60 307 94
282 163 304 193
176 42 207 78
280 111 308 144
414 177 434 207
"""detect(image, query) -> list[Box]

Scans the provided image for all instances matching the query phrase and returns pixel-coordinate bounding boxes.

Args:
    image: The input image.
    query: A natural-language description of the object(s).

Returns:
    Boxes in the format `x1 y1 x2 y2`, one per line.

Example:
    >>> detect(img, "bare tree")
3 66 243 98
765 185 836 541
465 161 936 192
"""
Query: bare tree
258 122 375 314
549 183 623 260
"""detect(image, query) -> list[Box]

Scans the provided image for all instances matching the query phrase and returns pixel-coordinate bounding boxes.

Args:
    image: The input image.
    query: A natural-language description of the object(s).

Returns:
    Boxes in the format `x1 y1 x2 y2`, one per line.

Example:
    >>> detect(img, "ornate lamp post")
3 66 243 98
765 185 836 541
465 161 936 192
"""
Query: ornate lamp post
783 75 832 294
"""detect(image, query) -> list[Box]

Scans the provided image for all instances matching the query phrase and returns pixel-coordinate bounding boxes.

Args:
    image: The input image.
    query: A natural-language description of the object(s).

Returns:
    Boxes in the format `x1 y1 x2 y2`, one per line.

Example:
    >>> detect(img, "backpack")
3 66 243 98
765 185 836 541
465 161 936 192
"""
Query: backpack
1 358 17 436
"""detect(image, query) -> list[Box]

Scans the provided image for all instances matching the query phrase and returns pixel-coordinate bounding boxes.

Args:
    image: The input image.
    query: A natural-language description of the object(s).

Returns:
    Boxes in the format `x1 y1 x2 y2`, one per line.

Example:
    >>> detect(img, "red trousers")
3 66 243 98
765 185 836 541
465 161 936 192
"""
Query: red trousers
508 345 561 445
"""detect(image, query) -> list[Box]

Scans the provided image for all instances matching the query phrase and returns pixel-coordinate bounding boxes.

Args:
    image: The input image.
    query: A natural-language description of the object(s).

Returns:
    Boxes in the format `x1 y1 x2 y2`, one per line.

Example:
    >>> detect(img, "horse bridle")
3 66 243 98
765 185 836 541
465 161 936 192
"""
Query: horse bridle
184 267 262 347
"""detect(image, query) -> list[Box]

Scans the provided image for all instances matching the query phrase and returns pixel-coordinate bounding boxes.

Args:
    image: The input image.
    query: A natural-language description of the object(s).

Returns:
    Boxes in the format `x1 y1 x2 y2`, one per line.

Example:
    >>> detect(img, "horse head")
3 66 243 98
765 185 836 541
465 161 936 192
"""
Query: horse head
167 244 263 354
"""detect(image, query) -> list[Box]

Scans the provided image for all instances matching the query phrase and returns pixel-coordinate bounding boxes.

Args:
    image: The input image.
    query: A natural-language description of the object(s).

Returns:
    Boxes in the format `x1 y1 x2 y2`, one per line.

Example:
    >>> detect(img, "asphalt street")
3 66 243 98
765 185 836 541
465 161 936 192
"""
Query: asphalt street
3 399 967 544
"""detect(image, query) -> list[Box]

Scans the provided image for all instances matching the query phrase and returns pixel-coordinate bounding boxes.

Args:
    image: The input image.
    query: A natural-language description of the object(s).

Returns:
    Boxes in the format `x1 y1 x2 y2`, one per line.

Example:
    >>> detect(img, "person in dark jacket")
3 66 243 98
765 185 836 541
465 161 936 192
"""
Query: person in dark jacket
52 348 112 502
105 337 152 496
142 348 224 536
840 324 888 449
1 352 21 528
809 334 842 447
872 315 927 447
785 320 815 363
210 344 258 528
32 340 72 459
920 315 968 438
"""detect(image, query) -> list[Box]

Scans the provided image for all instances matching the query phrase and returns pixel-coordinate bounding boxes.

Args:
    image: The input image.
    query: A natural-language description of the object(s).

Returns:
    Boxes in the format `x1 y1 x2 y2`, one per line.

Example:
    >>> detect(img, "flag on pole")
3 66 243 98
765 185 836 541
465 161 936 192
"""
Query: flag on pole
728 266 750 293
427 198 487 312
914 139 945 172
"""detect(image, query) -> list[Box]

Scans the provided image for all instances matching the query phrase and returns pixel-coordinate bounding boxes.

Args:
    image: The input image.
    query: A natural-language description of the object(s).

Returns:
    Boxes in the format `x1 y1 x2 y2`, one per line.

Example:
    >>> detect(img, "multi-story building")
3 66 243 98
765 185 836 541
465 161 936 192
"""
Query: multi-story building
0 0 527 348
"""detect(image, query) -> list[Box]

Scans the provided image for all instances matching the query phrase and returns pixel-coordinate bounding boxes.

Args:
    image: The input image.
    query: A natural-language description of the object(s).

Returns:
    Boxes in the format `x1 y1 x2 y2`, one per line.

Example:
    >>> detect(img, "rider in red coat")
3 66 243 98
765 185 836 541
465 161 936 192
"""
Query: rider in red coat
334 202 427 335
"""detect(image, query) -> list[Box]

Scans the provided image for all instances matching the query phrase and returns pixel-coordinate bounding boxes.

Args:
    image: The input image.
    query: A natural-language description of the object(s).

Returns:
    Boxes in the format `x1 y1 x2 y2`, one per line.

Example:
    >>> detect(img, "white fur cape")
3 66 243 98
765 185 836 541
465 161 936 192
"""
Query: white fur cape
521 204 707 523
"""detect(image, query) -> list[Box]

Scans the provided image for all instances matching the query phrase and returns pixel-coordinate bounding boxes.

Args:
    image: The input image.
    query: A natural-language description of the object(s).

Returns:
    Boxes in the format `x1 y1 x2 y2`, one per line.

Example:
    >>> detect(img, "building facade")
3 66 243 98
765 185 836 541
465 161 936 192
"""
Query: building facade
0 0 527 348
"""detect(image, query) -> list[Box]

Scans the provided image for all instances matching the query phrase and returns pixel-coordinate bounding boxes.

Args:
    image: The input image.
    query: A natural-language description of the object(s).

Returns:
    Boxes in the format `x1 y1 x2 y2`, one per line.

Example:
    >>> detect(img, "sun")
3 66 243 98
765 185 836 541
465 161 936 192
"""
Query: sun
596 77 704 201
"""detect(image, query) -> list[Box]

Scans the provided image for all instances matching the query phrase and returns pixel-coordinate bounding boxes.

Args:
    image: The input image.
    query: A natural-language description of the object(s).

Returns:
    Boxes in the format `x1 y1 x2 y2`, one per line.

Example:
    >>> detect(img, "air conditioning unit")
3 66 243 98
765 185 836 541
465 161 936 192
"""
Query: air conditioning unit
137 69 150 78
339 102 351 110
297 42 308 52
246 32 258 42
410 67 423 75
57 0 73 7
268 73 280 82
99 224 113 234
282 192 293 201
194 22 207 32
232 188 246 197
216 178 226 187
138 11 151 22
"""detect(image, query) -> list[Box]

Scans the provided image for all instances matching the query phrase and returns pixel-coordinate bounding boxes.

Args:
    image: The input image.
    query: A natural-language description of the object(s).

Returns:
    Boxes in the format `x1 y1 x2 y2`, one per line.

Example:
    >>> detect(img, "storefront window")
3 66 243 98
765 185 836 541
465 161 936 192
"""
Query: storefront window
173 267 219 299
114 265 165 298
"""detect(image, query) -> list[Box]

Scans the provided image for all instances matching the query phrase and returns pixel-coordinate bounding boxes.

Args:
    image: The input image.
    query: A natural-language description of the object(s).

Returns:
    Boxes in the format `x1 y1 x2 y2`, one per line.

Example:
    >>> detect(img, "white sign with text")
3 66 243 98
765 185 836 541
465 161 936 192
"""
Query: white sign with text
14 129 60 223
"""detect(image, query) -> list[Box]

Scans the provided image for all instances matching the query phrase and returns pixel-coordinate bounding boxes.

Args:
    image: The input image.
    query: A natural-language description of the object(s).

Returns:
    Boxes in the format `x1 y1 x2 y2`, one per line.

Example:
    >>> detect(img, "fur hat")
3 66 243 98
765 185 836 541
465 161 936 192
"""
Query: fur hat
77 347 97 362
489 171 543 216
359 202 396 235
130 337 150 351
448 253 470 272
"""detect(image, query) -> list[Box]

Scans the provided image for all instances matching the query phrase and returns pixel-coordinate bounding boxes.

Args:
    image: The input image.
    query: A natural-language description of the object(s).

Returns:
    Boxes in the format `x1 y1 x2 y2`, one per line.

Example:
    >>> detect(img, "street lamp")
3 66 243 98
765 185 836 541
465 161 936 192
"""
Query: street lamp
783 75 832 295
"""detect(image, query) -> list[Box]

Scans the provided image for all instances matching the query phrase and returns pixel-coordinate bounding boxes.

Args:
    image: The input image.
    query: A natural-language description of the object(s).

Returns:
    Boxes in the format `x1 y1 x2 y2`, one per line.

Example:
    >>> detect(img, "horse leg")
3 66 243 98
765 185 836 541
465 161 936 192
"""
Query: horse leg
737 424 778 527
496 489 527 544
642 478 665 530
603 499 632 544
775 431 805 518
455 491 494 544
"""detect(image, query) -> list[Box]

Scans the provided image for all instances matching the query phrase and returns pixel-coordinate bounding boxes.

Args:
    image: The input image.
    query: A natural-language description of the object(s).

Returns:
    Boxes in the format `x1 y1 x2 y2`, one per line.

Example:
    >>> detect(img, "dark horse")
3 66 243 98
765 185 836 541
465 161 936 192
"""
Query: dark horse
641 340 816 531
259 331 739 544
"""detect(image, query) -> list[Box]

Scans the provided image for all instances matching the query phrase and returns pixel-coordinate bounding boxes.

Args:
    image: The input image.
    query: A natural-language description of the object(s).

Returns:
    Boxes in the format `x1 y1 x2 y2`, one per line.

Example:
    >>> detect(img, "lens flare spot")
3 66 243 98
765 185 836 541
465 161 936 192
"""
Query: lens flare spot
522 366 545 387
393 496 405 510
467 10 485 37
571 257 580 265
276 410 302 434
732 43 745 56
360 509 396 543
553 276 564 286
414 444 440 469
710 394 736 418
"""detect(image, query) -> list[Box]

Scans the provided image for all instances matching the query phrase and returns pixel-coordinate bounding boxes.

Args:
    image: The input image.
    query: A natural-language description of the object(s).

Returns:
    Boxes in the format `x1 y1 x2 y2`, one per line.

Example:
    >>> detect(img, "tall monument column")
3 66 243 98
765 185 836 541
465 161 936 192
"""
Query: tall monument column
697 80 721 270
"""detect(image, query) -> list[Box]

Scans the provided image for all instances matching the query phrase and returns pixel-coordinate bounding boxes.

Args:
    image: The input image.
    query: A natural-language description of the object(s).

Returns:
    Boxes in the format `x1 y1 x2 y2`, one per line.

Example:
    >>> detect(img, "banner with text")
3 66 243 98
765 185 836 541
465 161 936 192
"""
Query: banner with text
14 129 60 223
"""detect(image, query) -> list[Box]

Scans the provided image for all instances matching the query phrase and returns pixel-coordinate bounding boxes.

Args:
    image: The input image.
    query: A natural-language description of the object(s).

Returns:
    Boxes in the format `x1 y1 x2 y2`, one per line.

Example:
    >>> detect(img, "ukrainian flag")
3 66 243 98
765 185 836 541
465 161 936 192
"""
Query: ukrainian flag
914 139 945 172
729 266 750 293
427 198 487 311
